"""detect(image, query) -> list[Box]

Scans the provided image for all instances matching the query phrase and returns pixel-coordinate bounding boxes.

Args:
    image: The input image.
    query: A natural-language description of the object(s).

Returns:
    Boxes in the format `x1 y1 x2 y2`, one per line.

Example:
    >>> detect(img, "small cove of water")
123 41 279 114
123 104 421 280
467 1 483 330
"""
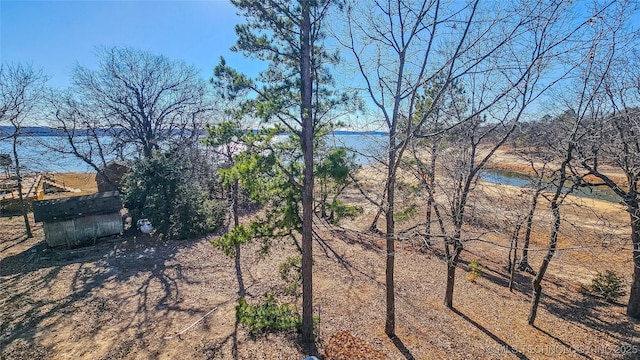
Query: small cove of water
482 169 621 203
482 170 530 188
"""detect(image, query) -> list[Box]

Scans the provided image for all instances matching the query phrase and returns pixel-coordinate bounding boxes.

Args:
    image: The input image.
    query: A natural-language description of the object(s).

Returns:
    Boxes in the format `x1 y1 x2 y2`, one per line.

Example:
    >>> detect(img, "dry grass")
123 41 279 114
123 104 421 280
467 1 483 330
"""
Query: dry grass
1 169 639 360
323 331 388 360
48 172 98 197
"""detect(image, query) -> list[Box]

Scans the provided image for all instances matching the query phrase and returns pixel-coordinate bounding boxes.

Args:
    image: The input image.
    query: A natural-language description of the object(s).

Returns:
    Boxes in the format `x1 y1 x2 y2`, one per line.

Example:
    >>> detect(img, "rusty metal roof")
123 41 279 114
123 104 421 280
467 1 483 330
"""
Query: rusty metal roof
33 191 122 223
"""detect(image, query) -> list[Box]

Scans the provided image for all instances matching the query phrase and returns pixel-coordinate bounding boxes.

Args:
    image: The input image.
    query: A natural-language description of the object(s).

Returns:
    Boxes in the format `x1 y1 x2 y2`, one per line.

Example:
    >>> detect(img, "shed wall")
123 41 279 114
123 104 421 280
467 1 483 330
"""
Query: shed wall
44 212 123 248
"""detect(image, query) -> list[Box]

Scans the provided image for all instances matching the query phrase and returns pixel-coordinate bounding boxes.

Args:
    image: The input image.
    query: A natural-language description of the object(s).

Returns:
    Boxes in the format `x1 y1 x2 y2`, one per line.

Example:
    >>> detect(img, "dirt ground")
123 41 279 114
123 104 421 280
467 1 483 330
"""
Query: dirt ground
1 166 639 359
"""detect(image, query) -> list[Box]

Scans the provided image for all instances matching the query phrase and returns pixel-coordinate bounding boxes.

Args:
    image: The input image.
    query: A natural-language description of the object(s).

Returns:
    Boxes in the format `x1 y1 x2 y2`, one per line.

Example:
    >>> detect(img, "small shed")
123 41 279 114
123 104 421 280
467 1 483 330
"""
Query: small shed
33 191 123 248
96 160 130 193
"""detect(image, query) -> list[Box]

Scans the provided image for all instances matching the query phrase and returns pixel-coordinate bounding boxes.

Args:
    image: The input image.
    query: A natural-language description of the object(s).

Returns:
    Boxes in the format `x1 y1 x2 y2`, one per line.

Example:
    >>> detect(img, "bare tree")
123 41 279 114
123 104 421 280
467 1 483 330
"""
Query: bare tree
510 121 559 274
576 49 640 319
48 47 213 179
46 91 115 183
435 114 521 308
410 77 466 248
338 0 589 332
528 1 627 324
517 163 550 275
527 113 581 325
0 63 47 237
338 0 484 335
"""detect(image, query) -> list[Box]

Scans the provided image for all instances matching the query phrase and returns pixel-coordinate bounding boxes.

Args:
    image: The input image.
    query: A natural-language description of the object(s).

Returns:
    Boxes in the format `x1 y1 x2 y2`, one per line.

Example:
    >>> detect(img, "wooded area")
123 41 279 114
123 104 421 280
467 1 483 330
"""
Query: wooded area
2 0 640 358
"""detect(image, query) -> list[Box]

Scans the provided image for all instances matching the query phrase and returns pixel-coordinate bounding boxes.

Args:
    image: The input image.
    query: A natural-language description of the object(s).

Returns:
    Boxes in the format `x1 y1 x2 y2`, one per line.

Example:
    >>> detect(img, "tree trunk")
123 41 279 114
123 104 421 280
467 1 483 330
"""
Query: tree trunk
385 138 396 337
529 279 543 325
424 140 438 245
444 234 463 309
321 183 327 220
528 239 555 326
528 208 560 325
528 219 558 325
519 187 541 274
424 195 433 244
13 135 32 239
234 243 245 296
508 223 520 292
232 179 239 227
369 195 384 233
300 0 314 343
444 262 456 308
231 179 245 297
627 207 640 319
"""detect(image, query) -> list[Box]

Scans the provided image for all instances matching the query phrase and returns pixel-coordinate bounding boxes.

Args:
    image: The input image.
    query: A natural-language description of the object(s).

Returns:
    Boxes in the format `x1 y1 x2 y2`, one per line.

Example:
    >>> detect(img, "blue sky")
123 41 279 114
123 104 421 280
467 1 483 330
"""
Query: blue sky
1 0 264 88
2 1 638 130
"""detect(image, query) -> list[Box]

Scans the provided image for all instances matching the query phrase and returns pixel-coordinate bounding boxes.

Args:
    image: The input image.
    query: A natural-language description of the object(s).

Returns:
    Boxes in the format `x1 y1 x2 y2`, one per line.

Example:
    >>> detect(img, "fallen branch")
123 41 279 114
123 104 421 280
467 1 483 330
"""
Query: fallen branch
163 307 218 340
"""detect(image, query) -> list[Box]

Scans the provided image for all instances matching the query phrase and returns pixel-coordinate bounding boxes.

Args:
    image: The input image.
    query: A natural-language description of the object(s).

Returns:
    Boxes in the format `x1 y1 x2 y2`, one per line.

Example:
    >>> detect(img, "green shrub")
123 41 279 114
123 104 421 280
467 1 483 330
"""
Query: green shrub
591 270 626 303
122 150 225 240
394 204 418 224
467 259 482 283
279 256 302 298
236 293 301 335
315 146 361 225
327 199 363 225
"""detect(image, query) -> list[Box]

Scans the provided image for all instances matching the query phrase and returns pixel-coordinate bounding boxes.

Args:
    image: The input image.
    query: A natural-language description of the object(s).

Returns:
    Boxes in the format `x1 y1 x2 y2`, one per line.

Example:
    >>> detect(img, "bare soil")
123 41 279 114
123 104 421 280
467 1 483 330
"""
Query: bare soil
1 166 639 359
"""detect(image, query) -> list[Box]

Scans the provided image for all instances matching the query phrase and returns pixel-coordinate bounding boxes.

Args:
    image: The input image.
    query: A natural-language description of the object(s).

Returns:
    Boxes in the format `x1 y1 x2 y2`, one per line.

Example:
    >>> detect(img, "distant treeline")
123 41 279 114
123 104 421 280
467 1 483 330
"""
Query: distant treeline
0 126 112 137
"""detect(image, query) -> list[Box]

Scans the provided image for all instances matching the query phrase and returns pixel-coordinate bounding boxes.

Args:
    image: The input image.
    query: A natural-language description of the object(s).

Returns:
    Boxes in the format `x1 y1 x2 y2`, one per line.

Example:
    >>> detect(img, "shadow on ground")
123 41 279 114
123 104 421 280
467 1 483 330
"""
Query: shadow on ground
0 232 227 359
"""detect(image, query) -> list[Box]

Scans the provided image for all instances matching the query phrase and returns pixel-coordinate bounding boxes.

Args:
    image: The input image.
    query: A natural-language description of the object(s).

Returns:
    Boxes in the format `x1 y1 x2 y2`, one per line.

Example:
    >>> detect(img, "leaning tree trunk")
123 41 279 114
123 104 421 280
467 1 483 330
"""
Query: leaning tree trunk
369 186 387 233
508 223 521 292
12 135 32 239
528 206 559 325
519 186 542 274
627 206 640 319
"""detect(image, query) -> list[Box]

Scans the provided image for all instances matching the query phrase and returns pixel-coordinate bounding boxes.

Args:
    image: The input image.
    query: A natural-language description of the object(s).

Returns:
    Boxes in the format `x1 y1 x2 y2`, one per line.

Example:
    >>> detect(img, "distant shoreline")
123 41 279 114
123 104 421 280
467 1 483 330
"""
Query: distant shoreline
0 131 388 172
0 126 389 138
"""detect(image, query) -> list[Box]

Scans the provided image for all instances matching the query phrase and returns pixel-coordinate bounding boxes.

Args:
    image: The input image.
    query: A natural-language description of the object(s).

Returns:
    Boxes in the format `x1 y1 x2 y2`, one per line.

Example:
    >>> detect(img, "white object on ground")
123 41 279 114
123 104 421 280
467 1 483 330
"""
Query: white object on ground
137 219 154 234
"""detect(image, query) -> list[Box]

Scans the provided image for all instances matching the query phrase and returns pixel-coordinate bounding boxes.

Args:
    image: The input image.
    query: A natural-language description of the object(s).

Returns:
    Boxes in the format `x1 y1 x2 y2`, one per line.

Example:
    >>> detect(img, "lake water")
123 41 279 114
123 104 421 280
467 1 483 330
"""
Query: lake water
0 132 388 173
323 132 388 165
0 136 95 173
0 134 623 204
